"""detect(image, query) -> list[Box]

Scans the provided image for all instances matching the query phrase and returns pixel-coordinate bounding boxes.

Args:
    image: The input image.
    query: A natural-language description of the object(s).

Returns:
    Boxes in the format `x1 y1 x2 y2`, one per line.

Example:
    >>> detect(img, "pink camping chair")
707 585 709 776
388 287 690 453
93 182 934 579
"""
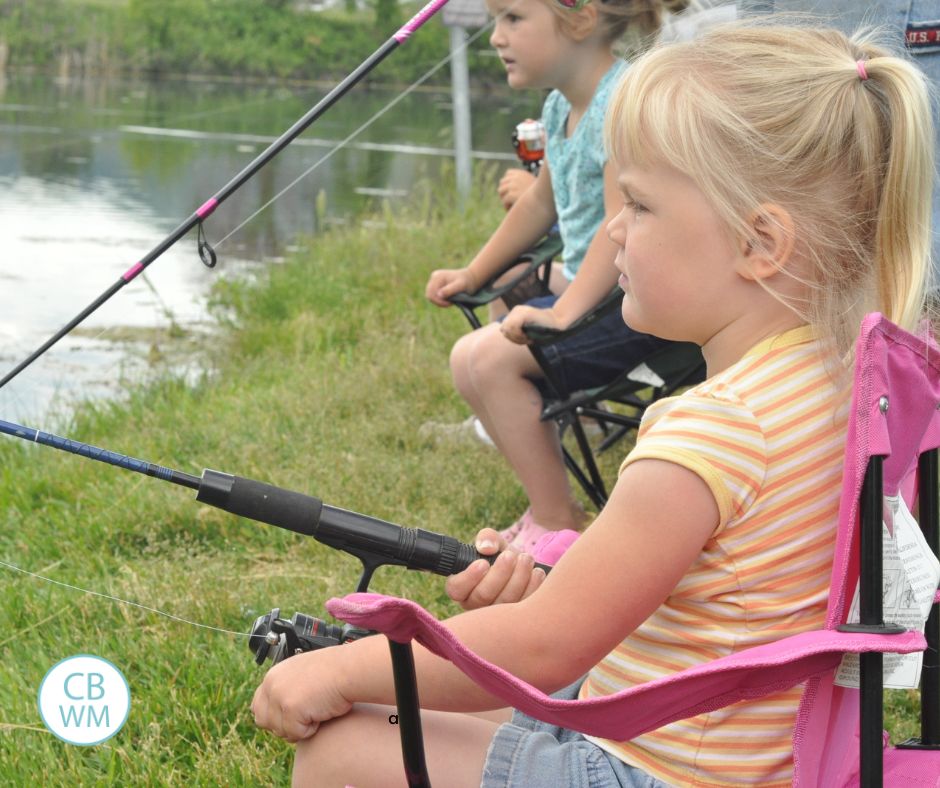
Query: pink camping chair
327 313 940 787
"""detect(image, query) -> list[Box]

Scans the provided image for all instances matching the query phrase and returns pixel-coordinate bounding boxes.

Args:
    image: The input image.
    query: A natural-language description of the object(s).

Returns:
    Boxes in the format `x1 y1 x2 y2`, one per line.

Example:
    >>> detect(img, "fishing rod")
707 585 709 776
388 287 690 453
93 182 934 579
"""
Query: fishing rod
0 418 550 592
1 412 542 788
0 0 452 391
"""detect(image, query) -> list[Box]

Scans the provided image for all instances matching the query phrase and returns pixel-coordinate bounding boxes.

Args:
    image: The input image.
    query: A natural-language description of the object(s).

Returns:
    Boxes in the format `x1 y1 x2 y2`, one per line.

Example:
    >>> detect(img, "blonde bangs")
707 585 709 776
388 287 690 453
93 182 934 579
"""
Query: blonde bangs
605 40 751 241
605 44 689 170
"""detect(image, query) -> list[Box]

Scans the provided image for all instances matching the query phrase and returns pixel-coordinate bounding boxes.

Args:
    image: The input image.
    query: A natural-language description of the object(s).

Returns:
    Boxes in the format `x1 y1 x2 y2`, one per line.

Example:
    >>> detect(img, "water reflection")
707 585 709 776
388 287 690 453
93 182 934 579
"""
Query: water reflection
0 73 540 422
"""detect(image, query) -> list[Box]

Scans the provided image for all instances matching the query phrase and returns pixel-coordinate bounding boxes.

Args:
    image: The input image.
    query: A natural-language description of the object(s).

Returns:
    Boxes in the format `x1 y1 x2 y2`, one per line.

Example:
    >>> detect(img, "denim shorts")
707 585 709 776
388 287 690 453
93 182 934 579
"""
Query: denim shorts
480 681 671 788
522 295 673 398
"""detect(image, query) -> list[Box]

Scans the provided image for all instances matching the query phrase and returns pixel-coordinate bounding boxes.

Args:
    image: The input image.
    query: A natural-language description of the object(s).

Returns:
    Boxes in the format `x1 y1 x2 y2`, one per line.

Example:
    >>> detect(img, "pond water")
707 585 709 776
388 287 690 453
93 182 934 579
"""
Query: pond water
0 71 541 423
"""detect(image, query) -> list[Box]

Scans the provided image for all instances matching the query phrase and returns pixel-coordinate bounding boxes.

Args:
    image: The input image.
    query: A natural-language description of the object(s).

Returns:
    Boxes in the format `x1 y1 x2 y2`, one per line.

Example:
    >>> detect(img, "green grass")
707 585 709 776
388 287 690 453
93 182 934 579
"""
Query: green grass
0 171 923 782
0 171 554 783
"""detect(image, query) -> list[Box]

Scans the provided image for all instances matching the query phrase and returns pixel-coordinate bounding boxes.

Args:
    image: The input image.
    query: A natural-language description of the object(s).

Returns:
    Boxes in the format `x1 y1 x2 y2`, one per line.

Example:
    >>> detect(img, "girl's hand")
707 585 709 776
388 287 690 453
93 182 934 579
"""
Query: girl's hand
425 267 479 307
445 528 546 610
500 304 561 344
251 648 353 743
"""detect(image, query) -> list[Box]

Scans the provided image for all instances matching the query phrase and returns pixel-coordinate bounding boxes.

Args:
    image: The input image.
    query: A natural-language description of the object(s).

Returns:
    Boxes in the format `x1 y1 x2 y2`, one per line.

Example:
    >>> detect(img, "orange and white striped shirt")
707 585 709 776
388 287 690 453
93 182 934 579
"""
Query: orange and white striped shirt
580 326 849 786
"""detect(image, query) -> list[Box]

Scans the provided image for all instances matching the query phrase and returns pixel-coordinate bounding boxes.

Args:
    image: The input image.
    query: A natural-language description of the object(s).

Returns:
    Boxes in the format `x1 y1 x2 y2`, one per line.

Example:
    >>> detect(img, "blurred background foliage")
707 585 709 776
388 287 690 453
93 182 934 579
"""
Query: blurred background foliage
0 0 504 84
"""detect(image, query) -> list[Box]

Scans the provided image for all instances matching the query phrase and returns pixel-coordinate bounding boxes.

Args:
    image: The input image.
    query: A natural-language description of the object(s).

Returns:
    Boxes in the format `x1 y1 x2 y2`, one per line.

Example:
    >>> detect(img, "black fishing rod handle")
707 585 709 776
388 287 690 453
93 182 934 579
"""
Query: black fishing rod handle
196 469 323 535
392 524 554 576
194 470 551 575
314 502 553 576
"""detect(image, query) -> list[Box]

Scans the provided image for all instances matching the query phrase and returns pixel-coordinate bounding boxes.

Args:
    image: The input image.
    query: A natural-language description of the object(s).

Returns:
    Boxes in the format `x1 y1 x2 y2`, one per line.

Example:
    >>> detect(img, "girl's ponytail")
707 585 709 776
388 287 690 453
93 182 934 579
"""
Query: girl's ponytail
858 52 933 332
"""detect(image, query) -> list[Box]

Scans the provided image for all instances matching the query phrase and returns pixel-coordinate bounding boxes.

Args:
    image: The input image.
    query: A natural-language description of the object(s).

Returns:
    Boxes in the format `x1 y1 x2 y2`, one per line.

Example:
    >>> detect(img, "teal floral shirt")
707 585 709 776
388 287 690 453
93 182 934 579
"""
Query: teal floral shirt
543 60 626 280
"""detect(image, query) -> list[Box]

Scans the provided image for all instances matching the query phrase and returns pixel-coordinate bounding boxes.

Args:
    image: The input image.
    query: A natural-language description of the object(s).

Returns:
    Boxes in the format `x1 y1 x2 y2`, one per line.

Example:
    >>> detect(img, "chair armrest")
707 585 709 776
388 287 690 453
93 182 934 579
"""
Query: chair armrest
522 287 622 346
447 232 562 310
327 592 927 742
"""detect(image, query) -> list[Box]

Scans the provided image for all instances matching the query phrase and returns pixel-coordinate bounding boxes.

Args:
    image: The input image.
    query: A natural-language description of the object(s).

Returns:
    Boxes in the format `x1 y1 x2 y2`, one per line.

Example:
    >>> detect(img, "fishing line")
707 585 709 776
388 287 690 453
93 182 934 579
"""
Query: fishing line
0 3 513 633
0 558 252 638
213 16 497 249
0 473 247 641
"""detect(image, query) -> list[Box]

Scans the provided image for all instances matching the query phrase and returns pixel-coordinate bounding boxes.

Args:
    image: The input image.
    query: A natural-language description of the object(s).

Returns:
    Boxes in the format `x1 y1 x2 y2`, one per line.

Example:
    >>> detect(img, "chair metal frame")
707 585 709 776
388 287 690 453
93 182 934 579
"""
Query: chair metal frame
447 232 562 331
524 303 704 507
844 451 940 784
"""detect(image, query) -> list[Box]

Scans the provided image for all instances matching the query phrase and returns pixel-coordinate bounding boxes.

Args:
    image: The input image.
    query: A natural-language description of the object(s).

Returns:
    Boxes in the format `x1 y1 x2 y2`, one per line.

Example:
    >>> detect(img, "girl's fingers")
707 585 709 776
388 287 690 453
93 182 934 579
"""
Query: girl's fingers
445 558 491 605
475 528 507 554
496 551 537 603
525 567 547 597
464 550 520 608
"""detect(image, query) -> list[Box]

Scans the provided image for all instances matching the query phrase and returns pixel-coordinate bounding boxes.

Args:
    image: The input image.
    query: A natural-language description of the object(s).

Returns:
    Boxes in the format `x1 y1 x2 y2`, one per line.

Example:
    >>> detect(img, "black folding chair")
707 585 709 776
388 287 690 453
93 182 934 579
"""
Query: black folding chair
524 298 705 508
448 250 705 509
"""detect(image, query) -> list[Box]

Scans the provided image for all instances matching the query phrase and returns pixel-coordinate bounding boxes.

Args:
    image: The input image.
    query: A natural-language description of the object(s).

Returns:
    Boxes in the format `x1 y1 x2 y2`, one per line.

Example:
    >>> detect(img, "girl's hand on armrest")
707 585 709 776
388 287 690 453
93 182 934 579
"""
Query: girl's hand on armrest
425 267 479 307
500 304 561 344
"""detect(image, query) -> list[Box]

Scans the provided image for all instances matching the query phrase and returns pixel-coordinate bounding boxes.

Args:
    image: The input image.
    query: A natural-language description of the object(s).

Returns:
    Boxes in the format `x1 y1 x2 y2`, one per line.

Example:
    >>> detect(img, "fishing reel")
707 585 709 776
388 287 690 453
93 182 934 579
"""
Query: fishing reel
249 607 373 665
511 118 546 174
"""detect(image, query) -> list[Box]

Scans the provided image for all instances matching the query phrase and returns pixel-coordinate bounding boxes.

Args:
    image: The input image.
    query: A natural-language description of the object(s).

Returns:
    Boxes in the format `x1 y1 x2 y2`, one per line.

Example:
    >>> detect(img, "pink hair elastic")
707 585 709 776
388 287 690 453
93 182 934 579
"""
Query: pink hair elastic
856 60 869 81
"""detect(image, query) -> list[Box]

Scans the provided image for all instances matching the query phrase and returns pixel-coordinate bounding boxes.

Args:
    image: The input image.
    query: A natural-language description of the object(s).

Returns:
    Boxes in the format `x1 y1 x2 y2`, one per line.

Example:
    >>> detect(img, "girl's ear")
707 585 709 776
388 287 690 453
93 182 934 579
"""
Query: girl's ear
565 3 599 41
734 204 795 282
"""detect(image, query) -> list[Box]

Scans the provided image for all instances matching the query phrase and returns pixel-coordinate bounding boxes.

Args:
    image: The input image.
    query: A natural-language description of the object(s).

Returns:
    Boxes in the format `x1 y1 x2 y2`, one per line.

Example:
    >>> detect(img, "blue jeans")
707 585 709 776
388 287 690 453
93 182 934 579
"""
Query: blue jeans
481 681 671 788
522 295 673 398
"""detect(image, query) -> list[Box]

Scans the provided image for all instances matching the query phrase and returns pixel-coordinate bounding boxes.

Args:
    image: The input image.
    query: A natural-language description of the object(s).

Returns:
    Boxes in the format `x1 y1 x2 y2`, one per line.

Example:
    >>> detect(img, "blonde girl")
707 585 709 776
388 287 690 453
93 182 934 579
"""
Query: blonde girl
254 21 933 787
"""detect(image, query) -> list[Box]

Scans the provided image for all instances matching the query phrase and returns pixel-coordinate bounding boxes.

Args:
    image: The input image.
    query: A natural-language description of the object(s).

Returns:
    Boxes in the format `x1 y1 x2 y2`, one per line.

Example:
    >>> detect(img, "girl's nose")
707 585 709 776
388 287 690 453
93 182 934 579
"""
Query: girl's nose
490 23 505 48
606 210 626 245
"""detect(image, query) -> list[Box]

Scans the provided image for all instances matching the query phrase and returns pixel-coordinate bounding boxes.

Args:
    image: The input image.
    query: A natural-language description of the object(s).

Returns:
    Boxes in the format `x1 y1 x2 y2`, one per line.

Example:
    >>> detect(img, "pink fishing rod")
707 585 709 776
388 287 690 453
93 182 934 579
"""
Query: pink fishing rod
0 0 452 390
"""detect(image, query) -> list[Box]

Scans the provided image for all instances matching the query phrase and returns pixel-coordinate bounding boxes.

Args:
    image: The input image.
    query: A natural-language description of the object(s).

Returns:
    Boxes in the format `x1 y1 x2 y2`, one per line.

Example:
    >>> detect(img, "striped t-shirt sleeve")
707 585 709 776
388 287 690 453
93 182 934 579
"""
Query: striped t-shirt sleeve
619 393 767 535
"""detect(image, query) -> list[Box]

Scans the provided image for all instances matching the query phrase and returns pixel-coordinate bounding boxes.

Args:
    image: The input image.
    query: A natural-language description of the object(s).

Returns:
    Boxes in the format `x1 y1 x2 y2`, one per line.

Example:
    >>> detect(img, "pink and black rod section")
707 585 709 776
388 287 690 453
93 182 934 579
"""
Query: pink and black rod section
0 0 452 391
0 417 549 591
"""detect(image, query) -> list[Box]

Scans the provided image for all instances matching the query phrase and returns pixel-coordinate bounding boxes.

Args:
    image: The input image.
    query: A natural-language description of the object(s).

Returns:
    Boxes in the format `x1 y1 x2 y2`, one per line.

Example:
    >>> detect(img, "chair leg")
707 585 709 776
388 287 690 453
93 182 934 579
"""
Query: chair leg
858 651 884 787
560 442 607 509
859 456 886 788
920 449 940 746
837 456 903 786
596 424 634 455
568 414 608 504
899 447 940 750
388 640 432 788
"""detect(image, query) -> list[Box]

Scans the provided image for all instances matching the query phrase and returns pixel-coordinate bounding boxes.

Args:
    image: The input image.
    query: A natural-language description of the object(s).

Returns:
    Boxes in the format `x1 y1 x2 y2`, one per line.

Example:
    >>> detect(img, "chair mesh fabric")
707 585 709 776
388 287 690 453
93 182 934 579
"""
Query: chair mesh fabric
792 314 940 786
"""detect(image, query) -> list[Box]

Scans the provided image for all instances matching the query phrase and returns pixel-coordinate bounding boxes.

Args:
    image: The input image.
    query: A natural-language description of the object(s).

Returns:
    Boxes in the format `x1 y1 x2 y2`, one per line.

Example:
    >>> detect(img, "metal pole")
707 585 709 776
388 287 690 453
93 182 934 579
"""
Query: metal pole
449 25 473 206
